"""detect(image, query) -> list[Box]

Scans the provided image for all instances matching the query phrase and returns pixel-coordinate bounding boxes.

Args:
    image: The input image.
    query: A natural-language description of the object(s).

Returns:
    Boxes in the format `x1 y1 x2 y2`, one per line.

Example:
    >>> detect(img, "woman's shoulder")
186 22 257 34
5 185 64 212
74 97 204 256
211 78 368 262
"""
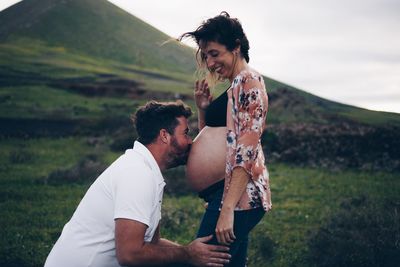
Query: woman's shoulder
232 68 264 89
234 68 262 83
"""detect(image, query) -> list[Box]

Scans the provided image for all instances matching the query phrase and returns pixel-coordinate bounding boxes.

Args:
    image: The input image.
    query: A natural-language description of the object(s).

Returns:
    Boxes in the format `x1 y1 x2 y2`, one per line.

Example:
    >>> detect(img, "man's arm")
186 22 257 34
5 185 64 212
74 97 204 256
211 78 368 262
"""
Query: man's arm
115 218 231 267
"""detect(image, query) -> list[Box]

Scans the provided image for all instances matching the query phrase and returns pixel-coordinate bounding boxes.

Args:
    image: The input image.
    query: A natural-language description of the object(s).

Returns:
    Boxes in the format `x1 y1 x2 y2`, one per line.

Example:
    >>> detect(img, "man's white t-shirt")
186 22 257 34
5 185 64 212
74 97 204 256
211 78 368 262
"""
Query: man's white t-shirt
45 141 165 267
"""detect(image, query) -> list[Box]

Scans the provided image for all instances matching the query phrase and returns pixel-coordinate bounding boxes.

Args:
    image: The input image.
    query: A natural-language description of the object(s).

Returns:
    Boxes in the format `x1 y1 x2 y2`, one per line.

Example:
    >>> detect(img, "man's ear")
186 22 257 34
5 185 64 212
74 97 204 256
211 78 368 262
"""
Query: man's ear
159 129 170 144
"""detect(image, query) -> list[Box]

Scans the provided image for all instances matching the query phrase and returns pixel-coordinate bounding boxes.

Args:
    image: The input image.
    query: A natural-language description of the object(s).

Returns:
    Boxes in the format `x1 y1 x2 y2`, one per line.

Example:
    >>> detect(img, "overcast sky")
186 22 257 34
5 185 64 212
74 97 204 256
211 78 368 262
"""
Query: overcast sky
1 0 399 113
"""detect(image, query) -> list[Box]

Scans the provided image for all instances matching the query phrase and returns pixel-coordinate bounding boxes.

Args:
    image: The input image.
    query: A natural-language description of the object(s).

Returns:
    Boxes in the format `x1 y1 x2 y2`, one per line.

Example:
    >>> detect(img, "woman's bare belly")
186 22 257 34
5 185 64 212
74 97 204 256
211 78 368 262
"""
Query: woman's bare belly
186 126 227 192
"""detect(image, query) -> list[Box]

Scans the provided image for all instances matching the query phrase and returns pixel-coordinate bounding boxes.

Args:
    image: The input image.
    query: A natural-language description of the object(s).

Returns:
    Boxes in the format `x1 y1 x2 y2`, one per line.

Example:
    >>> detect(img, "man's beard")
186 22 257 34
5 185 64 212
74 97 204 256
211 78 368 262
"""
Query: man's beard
166 140 191 169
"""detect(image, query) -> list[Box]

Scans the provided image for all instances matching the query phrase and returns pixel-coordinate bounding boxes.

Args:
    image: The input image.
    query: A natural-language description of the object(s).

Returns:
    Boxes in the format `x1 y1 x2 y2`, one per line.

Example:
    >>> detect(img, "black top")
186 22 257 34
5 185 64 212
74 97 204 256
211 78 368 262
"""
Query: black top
204 90 228 127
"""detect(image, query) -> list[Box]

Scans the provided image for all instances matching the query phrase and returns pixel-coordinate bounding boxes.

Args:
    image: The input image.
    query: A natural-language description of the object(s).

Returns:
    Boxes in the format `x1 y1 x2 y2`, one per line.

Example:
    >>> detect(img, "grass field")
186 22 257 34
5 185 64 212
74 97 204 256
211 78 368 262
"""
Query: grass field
1 58 399 266
1 137 399 267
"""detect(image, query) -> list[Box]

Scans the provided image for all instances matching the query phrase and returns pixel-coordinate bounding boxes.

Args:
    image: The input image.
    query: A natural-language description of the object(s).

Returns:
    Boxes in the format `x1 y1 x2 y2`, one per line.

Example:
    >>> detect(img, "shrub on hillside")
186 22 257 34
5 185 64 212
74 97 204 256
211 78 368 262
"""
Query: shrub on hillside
263 124 400 172
160 197 203 244
163 166 193 197
307 195 400 267
45 154 107 184
9 149 34 164
248 226 276 265
109 126 136 152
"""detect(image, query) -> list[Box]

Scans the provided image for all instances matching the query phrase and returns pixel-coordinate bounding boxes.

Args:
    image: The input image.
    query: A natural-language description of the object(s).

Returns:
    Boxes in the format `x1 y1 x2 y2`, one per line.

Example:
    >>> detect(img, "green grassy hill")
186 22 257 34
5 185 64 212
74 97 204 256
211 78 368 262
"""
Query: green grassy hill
1 0 399 127
0 0 195 73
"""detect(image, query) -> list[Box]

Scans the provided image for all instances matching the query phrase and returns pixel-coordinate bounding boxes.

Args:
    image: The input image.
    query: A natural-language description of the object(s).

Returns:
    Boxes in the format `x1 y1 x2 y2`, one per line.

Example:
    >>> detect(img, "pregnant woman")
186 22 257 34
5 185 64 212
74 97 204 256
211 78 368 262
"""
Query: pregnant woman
180 12 272 266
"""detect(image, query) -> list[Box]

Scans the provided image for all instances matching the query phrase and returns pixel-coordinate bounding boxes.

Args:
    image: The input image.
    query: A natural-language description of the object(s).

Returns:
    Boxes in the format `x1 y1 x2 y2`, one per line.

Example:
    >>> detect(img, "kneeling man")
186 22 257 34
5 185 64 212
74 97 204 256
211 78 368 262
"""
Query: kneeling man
45 100 230 267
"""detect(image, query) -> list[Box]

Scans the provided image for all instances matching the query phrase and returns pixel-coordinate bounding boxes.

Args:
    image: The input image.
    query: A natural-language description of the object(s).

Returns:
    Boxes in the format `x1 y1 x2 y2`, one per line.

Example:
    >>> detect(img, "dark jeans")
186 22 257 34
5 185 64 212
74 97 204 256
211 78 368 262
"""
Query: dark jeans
197 181 265 267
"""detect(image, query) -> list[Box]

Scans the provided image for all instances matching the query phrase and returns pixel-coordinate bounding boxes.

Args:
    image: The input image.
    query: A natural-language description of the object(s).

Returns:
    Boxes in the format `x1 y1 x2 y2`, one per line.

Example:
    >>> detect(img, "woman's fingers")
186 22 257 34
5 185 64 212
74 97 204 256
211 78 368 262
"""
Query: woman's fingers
195 79 208 91
195 80 202 94
204 84 210 95
229 230 236 241
216 230 225 245
203 80 208 90
224 229 235 244
194 79 211 110
216 228 235 245
216 228 236 245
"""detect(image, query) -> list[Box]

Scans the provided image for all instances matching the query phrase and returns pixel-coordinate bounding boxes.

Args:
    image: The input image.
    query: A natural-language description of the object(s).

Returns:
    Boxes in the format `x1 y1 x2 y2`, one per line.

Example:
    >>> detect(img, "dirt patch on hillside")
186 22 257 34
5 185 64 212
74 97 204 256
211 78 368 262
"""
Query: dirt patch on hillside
50 75 191 100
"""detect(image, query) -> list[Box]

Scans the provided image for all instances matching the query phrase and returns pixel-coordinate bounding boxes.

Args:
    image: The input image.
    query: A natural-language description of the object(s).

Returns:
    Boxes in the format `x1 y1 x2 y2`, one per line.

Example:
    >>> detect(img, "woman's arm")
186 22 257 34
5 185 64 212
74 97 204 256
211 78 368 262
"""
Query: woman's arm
215 167 249 245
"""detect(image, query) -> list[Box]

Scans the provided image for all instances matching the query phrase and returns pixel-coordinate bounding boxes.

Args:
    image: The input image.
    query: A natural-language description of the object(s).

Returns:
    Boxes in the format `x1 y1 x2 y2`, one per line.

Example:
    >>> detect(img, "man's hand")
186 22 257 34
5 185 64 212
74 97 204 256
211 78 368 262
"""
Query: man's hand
186 235 231 267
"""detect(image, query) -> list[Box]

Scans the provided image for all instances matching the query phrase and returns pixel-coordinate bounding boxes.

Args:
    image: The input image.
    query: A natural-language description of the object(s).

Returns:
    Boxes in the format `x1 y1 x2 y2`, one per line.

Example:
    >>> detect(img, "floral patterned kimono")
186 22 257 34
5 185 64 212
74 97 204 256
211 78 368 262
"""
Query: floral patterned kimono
223 69 272 211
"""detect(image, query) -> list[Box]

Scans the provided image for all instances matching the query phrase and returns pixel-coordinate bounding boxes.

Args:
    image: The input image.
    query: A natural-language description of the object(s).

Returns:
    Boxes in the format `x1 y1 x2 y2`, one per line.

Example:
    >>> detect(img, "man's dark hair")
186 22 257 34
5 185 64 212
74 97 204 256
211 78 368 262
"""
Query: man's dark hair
179 11 250 63
132 100 192 145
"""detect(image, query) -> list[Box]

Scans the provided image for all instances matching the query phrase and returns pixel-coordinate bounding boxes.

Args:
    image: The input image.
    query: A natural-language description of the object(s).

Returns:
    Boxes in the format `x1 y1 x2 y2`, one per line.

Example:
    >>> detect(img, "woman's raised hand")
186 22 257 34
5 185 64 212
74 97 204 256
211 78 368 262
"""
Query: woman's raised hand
194 79 213 111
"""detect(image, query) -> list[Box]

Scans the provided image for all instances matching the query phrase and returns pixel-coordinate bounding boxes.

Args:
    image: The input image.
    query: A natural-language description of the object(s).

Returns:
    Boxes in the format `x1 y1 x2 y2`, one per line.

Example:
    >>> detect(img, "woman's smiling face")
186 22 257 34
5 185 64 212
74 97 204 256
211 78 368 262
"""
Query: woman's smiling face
200 41 237 80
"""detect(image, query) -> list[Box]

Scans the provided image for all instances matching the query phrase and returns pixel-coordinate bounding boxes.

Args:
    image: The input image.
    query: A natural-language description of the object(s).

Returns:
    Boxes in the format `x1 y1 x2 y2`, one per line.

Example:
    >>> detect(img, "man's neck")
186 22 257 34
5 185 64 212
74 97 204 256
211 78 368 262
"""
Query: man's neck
145 143 167 171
